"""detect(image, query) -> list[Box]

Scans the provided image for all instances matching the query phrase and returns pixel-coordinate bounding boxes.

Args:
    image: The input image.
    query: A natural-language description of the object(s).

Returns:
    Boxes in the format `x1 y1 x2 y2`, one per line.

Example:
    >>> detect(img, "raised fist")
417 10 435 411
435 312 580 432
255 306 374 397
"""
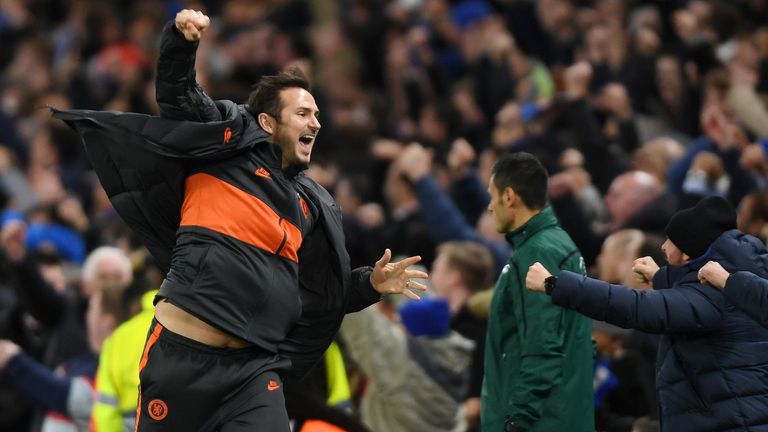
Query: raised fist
175 9 210 42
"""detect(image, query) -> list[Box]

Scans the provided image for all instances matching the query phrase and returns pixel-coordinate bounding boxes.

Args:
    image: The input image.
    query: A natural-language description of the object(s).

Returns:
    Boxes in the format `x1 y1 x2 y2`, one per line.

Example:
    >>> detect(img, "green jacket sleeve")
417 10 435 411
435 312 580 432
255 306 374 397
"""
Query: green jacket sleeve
507 250 575 429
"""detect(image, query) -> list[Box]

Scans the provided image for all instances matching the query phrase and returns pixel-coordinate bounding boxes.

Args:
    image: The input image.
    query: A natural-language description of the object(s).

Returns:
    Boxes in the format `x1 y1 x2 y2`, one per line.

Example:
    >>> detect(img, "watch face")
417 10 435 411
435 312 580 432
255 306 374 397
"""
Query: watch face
545 276 556 290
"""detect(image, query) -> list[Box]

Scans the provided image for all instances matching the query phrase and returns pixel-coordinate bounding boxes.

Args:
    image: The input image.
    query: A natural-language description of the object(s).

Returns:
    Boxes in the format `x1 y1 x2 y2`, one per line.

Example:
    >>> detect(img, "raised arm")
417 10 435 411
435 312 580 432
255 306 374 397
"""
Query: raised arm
1 221 66 327
528 266 724 334
526 263 726 333
399 143 510 275
156 9 221 122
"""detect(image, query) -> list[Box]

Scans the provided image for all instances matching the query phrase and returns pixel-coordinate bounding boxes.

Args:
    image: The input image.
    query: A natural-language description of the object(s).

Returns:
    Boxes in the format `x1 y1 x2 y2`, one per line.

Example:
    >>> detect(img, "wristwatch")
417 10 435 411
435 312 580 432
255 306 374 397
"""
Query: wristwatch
544 275 558 295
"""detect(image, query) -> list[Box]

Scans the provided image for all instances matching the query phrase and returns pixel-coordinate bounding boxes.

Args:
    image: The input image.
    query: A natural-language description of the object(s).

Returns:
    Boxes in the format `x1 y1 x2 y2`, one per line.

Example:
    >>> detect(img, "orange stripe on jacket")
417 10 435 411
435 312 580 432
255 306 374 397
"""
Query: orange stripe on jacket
181 173 302 262
135 323 163 432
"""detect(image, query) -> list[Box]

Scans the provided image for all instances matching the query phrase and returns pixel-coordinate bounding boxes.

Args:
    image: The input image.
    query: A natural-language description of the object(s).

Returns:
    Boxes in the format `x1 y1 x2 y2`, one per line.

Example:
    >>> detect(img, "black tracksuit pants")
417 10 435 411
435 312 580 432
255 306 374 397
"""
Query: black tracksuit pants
135 319 290 431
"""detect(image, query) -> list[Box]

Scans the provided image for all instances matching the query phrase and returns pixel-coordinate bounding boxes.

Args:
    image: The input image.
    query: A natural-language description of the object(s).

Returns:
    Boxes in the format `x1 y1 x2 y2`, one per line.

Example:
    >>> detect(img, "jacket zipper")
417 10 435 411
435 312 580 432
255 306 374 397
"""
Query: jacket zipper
275 217 288 255
511 261 527 332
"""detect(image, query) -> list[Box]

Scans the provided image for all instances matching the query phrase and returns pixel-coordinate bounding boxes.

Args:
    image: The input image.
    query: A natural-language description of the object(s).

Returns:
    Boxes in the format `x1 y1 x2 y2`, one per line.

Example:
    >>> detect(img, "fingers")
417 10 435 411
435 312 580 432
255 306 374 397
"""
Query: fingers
404 269 428 280
633 256 654 268
375 248 392 268
175 9 210 41
374 248 392 269
395 255 422 269
403 290 421 301
185 22 201 40
634 271 649 283
407 280 428 292
528 262 549 276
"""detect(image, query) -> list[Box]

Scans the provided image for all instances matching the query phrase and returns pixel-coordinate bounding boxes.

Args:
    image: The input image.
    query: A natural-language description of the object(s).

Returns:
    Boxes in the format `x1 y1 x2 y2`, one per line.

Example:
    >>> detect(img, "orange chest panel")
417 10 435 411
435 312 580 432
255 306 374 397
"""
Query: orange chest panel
180 173 303 262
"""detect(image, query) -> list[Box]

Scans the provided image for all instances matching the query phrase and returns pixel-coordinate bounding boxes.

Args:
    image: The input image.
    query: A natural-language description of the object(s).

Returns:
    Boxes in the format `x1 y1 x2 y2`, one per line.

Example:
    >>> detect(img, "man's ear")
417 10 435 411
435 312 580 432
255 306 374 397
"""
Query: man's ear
502 186 517 207
258 113 275 134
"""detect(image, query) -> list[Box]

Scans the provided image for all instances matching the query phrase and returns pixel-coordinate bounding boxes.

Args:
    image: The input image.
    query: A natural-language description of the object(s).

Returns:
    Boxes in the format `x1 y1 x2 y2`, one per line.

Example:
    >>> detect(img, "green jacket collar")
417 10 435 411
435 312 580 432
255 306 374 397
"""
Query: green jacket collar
505 206 558 249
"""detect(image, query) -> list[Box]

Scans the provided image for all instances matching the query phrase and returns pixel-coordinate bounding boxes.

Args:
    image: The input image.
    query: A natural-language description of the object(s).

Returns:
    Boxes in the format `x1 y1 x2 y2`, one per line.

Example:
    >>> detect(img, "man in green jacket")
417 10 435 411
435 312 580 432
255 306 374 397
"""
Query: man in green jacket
482 153 594 432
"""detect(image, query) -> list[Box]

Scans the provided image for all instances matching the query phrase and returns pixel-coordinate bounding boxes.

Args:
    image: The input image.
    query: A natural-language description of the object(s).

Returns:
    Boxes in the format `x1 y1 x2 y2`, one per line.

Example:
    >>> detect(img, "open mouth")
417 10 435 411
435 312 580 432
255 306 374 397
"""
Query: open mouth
299 134 314 145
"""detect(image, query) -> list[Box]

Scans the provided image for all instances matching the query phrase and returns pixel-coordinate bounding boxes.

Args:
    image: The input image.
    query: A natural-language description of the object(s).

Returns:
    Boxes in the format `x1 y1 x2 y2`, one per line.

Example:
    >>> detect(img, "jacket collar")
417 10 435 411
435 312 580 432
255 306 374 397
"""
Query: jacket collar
505 206 558 249
240 107 284 170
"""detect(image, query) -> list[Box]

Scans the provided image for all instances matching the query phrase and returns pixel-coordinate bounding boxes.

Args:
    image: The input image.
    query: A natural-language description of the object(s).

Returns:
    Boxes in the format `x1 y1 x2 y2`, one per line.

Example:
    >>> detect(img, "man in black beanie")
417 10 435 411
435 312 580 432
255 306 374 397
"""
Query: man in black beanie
525 196 768 432
663 196 737 261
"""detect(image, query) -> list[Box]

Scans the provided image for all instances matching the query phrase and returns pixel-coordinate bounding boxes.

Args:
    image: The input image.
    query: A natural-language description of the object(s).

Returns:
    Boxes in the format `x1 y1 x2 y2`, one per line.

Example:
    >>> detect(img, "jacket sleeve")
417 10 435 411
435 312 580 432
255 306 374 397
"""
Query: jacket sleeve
720 147 757 205
345 266 380 313
560 99 624 193
667 136 716 197
551 270 724 333
723 271 768 327
91 336 124 432
727 84 768 137
507 250 571 429
339 307 409 393
9 257 66 327
448 170 489 226
156 21 221 122
3 351 70 413
550 192 604 268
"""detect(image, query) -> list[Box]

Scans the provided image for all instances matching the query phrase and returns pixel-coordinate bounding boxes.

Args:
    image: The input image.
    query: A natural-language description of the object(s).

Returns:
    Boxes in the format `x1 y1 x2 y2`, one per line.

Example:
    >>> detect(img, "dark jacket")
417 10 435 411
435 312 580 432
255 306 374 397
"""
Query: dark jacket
54 100 306 354
52 22 381 379
723 271 768 327
551 229 768 432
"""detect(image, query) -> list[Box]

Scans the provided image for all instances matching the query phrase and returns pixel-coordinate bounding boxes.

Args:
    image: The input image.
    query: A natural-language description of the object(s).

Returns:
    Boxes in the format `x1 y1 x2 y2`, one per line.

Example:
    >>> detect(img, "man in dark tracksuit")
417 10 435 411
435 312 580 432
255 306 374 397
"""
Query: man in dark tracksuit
53 9 426 432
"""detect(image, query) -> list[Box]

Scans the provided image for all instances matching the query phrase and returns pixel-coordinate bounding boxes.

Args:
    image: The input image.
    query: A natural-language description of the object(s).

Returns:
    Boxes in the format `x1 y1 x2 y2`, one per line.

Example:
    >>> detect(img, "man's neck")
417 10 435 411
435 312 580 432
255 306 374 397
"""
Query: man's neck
448 290 469 315
510 206 541 232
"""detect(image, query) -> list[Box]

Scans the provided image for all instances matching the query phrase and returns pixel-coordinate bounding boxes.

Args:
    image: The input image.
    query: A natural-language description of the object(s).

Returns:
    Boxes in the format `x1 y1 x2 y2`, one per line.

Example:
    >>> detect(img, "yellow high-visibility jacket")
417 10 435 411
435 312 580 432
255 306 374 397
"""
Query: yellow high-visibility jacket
91 290 157 432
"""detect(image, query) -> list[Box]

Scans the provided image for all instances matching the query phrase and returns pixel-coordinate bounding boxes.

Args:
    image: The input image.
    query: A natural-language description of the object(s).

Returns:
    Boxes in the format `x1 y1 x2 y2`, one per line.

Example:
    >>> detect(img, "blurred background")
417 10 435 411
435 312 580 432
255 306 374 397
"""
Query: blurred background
0 0 768 431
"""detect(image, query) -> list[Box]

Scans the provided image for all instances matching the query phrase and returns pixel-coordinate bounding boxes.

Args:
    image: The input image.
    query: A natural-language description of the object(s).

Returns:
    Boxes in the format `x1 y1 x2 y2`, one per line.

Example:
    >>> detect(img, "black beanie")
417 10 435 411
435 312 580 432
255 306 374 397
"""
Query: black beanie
664 196 736 259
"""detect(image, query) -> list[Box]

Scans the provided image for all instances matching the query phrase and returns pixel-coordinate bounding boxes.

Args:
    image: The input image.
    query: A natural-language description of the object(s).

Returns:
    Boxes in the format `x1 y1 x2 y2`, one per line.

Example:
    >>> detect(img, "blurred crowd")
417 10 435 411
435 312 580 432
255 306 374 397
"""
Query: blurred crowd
1 0 768 431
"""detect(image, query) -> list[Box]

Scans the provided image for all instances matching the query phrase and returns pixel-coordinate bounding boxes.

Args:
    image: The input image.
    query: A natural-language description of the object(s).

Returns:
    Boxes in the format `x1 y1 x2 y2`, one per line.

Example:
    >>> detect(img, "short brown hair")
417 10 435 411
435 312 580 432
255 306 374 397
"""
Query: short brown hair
246 67 310 120
436 241 494 292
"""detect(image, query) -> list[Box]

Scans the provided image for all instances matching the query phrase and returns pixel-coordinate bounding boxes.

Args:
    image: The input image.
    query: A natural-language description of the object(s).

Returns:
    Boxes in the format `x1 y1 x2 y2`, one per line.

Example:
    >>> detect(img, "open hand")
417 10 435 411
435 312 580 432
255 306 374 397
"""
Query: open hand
370 249 428 300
